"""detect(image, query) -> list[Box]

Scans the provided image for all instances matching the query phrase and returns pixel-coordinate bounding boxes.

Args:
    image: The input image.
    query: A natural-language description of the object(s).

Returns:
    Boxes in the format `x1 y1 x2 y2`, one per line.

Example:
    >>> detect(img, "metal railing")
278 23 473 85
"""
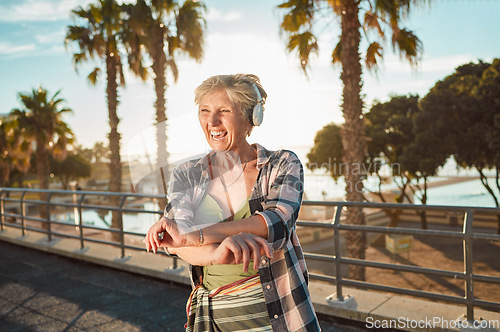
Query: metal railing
0 187 179 269
1 188 500 322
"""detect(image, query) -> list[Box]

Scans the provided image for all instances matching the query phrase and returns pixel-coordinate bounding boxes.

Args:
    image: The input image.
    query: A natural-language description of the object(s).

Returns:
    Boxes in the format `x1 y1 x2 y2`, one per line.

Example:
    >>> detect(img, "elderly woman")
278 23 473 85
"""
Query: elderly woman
145 74 320 332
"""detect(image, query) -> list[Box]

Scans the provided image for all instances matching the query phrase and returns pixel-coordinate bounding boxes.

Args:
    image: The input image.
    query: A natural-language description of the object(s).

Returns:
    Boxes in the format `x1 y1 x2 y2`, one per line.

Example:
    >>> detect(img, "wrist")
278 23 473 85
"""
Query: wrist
185 227 204 247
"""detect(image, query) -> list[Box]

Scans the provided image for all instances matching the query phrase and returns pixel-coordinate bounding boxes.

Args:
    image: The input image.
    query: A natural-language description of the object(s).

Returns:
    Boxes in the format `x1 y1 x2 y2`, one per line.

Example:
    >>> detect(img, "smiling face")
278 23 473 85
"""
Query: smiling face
198 89 253 155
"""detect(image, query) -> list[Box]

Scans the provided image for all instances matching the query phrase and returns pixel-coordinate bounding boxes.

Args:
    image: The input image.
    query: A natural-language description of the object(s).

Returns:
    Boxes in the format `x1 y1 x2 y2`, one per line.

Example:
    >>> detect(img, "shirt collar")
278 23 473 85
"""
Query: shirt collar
253 143 272 170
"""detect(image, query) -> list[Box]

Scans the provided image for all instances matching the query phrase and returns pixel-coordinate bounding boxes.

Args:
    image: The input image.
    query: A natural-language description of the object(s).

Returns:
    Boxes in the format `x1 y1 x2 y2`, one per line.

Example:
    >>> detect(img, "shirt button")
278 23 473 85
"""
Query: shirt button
274 314 278 319
266 285 271 290
261 259 266 264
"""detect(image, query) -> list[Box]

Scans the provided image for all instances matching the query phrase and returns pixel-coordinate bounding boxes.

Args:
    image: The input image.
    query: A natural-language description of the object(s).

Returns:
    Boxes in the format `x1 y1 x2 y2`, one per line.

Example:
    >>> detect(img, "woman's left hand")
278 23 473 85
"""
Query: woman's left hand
211 233 273 272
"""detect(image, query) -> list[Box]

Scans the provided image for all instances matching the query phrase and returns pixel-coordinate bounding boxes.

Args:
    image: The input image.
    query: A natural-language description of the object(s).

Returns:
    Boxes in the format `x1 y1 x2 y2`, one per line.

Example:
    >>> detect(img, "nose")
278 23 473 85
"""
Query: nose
207 111 221 126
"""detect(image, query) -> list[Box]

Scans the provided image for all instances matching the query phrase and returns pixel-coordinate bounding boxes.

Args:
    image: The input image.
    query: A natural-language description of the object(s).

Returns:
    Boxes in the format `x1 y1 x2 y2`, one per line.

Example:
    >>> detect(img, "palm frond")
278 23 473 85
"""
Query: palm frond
87 67 101 85
287 30 318 74
331 39 341 66
166 57 179 83
364 11 385 39
366 41 383 70
176 0 206 61
392 28 422 66
278 0 314 33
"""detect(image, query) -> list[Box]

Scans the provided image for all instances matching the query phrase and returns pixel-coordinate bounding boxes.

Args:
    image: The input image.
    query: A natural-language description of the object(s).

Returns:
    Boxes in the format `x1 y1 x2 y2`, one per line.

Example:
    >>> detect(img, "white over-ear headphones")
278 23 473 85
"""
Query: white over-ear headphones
252 83 264 126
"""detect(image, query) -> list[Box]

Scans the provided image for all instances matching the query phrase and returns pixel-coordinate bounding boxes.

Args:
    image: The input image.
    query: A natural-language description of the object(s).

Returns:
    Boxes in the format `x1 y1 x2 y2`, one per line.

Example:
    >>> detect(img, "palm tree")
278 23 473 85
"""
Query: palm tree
278 0 424 280
65 0 126 238
10 87 74 227
122 0 205 196
0 116 31 188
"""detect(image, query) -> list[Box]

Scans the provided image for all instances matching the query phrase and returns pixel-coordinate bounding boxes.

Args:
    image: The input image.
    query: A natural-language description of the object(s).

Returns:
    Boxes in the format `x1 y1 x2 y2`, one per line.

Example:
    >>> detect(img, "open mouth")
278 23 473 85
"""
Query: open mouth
210 130 227 141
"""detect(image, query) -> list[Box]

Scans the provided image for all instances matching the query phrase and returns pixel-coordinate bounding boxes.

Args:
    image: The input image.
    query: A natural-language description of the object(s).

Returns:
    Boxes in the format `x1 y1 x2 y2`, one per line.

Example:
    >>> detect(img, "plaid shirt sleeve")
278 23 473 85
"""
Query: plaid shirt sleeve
163 158 208 233
256 151 303 251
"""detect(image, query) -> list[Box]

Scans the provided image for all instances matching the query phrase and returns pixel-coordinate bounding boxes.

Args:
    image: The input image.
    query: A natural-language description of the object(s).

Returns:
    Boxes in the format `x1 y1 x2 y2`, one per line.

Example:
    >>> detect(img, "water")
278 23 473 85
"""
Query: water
415 179 499 207
54 202 160 234
303 174 499 208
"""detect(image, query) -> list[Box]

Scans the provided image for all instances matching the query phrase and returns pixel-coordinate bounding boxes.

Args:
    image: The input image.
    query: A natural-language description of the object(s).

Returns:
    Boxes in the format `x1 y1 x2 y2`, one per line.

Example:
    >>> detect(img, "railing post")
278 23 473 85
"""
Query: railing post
172 254 179 270
46 192 53 242
119 194 128 258
0 190 4 231
20 191 27 237
463 209 474 322
333 203 345 301
78 193 86 250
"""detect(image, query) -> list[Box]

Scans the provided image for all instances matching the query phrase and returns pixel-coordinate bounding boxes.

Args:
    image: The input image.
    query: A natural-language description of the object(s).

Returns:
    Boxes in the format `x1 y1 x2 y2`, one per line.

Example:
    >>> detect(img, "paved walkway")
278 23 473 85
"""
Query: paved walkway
0 240 363 331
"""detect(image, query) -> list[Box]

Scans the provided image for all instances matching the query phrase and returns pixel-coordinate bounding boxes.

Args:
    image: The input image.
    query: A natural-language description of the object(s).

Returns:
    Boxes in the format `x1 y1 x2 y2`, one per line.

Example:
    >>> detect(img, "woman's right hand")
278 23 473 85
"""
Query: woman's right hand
211 233 273 272
145 216 191 253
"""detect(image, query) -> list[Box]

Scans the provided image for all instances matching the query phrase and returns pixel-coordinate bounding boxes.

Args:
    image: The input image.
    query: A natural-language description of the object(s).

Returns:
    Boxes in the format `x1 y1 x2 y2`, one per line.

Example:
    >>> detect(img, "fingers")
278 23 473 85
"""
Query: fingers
225 233 273 271
145 217 170 253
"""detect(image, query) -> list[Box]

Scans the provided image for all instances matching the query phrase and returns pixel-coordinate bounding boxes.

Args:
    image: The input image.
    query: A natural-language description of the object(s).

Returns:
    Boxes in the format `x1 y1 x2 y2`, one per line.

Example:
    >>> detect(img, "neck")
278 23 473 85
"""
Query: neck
237 142 256 164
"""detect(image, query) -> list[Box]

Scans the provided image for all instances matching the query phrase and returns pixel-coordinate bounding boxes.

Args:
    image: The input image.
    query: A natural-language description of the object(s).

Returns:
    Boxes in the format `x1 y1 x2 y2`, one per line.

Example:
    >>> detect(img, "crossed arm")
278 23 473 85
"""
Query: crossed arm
144 214 272 272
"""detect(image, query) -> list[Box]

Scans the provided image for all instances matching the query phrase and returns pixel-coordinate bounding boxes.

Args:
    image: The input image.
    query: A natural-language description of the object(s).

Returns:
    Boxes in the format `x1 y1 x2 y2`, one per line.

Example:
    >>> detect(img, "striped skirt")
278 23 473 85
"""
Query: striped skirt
185 274 272 332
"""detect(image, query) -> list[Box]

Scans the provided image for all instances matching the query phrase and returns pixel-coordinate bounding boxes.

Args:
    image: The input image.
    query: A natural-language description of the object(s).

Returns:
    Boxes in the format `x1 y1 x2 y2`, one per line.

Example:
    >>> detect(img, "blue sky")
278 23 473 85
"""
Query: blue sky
1 0 500 163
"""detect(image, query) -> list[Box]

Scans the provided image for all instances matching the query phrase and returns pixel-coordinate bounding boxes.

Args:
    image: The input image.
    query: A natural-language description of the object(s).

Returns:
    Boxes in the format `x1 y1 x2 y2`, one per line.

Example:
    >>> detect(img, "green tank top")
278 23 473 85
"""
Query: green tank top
193 193 258 291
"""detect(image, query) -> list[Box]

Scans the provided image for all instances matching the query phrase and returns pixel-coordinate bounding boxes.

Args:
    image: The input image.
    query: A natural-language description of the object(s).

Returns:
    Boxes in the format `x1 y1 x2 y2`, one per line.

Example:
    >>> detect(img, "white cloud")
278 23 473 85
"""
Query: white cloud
0 42 36 55
0 0 93 22
206 8 242 22
35 29 66 44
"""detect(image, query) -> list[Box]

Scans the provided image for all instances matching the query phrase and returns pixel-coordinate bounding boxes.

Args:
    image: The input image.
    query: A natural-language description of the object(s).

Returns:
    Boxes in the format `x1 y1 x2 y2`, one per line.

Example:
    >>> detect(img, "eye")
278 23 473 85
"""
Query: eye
220 109 231 113
199 108 209 113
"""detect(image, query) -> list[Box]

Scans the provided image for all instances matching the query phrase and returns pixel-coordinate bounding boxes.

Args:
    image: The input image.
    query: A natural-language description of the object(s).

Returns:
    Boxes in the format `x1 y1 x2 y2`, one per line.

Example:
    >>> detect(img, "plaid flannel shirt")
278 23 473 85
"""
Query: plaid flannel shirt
164 144 320 332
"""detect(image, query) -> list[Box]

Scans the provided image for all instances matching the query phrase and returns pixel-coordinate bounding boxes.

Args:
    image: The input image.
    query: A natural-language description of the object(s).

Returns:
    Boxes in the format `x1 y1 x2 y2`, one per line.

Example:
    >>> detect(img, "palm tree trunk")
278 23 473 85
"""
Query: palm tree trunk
152 37 169 208
340 0 366 281
152 55 168 197
106 53 123 242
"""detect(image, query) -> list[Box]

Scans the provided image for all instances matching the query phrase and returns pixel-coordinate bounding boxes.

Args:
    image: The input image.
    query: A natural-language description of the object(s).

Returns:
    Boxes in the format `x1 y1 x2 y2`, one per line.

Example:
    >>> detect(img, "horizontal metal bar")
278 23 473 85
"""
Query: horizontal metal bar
472 274 500 285
297 221 335 228
79 237 120 247
308 273 337 284
472 299 500 311
338 224 465 239
123 230 147 237
19 215 47 223
471 233 500 242
5 224 50 235
340 257 466 280
2 212 22 218
0 187 165 199
302 200 500 214
341 279 467 305
304 253 337 263
49 231 81 241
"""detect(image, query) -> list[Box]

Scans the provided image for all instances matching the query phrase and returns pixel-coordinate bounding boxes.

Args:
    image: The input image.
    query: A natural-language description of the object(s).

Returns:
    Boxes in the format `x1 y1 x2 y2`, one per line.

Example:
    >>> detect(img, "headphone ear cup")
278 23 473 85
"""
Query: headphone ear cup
252 103 264 126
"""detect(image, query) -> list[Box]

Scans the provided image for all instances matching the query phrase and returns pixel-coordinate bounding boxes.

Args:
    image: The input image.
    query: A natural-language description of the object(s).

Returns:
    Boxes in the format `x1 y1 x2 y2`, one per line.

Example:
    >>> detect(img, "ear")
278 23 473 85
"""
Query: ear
246 125 254 137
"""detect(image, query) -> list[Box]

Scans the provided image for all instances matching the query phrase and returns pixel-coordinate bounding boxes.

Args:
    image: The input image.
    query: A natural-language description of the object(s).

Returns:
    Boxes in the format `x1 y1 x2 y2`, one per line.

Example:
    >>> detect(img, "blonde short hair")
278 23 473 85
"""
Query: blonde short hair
194 74 267 125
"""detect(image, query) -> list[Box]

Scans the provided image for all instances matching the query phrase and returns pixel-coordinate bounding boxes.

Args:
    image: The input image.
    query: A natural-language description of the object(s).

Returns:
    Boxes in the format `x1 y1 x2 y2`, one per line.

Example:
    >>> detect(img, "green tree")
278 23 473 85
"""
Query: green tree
10 87 74 226
122 0 205 196
0 116 31 187
50 153 91 190
66 0 126 238
366 95 447 229
278 0 424 280
418 60 500 232
307 123 344 180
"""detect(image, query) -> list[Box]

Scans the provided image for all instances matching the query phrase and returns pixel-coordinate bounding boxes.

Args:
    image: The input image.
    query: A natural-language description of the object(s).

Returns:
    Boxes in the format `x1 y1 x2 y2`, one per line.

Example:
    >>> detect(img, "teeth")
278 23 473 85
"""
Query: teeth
210 130 227 141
